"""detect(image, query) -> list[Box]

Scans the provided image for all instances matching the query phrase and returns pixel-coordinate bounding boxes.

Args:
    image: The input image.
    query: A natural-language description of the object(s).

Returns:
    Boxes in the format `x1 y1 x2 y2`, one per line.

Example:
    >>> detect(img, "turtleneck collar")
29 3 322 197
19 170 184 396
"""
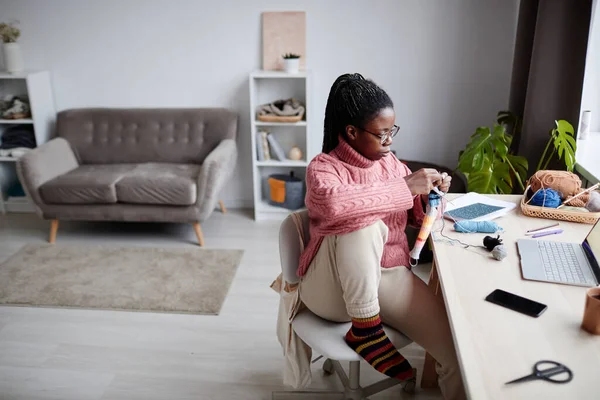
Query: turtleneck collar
331 137 376 168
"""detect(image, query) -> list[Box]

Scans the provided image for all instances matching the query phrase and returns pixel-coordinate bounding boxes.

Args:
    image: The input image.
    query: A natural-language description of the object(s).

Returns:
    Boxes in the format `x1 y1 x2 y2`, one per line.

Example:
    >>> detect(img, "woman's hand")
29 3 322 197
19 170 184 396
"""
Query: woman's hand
404 168 443 196
439 172 452 193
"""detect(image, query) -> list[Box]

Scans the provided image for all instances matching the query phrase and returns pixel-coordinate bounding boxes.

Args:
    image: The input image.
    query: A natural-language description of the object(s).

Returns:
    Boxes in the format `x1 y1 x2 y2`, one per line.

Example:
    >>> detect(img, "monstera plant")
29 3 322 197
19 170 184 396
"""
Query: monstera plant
457 115 577 194
457 123 528 194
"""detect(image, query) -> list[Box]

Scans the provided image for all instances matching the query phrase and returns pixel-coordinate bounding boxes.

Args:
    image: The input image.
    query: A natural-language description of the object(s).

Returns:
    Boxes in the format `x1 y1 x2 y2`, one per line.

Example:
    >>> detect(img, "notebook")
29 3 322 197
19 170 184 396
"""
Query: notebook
442 192 516 221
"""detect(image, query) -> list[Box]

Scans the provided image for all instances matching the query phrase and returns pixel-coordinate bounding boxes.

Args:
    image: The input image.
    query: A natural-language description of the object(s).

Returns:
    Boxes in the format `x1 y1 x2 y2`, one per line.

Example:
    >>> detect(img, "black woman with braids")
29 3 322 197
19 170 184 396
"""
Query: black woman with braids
297 73 465 400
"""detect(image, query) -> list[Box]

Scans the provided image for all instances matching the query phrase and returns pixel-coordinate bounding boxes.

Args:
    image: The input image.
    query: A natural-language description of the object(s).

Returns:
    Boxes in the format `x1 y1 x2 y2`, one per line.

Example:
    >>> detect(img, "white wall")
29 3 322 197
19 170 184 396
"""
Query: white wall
0 0 519 208
581 0 600 132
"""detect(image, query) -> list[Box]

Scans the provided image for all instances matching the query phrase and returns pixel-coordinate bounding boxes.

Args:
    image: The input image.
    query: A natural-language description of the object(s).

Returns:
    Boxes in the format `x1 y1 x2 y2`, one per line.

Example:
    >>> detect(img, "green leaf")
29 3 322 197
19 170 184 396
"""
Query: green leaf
472 151 484 171
467 158 514 194
492 137 508 157
555 119 575 135
552 121 577 171
492 123 506 138
458 127 491 173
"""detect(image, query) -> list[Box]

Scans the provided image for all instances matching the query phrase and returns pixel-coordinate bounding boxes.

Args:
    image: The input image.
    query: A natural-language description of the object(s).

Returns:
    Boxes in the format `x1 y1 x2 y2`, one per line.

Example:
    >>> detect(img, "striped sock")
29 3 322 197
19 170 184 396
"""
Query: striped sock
344 314 414 380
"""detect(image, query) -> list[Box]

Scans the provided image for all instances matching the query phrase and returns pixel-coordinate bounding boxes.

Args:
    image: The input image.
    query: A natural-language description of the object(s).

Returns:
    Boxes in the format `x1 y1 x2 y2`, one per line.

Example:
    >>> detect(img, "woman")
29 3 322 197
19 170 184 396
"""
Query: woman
298 73 465 400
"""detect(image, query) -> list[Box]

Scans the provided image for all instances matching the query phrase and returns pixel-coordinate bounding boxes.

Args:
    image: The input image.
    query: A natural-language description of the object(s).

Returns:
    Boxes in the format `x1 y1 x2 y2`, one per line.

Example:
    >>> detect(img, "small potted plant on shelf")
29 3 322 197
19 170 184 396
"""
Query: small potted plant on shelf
0 20 23 73
282 53 301 73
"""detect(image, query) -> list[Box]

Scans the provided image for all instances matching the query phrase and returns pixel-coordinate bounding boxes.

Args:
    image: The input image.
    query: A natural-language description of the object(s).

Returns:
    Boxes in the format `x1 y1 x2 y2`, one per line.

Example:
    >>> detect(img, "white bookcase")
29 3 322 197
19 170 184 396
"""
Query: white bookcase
249 70 311 220
0 70 55 213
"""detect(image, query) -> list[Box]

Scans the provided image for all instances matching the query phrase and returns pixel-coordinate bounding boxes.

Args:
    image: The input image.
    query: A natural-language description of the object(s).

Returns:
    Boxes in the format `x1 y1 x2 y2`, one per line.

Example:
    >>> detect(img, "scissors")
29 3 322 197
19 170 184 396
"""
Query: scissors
505 360 573 385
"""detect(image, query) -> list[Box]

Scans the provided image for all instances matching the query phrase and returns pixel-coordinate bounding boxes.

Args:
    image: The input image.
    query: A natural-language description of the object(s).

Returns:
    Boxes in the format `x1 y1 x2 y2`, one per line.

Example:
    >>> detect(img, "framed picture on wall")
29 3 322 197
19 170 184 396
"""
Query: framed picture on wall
262 11 306 71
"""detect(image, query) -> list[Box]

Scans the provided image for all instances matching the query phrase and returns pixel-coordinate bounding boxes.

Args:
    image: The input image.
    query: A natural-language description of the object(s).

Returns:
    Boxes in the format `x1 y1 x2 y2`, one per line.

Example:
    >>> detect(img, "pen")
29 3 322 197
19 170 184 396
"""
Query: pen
526 222 559 233
532 229 563 238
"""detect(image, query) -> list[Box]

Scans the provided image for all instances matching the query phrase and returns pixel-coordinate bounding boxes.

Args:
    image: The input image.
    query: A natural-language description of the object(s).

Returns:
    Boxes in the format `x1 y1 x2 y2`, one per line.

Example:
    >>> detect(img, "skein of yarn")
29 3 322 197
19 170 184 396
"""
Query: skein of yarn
454 220 502 233
483 235 506 261
529 170 581 196
586 191 600 212
492 245 508 261
529 188 562 208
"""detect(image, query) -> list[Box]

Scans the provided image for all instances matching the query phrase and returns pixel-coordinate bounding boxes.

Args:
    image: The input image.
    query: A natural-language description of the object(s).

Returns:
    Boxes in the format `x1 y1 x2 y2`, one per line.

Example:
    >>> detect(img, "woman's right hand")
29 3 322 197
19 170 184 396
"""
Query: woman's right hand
404 168 443 196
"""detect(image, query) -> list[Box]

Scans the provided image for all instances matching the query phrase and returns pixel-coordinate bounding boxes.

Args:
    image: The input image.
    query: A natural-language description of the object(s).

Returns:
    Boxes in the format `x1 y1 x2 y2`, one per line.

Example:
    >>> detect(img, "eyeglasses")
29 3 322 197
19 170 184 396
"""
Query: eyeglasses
359 125 400 144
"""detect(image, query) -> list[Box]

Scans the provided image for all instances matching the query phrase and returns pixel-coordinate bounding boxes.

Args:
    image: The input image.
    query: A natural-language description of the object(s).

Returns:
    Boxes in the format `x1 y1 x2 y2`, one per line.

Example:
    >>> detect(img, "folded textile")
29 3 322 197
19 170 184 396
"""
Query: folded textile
257 98 305 117
0 125 36 149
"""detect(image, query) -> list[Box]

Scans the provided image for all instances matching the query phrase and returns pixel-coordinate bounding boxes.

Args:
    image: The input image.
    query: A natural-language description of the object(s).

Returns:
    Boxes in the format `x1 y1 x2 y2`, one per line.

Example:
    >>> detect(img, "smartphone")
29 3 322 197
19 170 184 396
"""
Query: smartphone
485 289 548 318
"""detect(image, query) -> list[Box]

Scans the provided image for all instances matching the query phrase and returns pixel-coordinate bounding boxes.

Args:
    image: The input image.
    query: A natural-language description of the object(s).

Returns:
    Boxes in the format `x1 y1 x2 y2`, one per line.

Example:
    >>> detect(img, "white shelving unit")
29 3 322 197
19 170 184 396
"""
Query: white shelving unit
0 70 55 214
249 70 311 220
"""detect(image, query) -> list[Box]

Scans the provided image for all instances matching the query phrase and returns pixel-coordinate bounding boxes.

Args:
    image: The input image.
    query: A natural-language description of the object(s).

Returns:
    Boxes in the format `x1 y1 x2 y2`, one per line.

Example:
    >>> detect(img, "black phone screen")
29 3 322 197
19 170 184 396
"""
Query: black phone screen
485 289 548 318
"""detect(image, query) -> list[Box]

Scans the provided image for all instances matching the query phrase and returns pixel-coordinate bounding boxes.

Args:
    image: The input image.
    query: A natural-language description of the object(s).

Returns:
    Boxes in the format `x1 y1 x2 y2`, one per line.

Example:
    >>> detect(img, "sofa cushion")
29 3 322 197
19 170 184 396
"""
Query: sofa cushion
56 108 237 165
115 163 199 206
40 165 135 204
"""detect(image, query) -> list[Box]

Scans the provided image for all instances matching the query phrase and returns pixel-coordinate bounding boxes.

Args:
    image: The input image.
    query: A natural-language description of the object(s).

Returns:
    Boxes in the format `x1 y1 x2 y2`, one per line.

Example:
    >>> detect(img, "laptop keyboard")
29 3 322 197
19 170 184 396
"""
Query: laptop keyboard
538 241 588 284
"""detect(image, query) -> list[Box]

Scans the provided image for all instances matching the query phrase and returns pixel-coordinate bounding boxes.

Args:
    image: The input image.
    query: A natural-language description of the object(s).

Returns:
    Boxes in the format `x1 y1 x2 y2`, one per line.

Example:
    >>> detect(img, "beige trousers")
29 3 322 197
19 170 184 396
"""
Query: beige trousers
299 220 466 400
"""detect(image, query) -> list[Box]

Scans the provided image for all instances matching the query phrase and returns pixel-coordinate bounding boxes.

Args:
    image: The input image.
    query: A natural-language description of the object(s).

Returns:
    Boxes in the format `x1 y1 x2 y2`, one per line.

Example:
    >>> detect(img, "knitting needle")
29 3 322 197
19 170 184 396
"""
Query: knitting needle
526 222 560 234
557 183 600 209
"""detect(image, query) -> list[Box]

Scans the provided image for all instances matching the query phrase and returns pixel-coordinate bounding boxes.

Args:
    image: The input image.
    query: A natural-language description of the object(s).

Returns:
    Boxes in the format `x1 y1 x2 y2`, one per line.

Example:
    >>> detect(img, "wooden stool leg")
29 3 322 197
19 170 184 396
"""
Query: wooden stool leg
49 219 59 244
192 222 205 246
421 258 441 389
219 200 227 214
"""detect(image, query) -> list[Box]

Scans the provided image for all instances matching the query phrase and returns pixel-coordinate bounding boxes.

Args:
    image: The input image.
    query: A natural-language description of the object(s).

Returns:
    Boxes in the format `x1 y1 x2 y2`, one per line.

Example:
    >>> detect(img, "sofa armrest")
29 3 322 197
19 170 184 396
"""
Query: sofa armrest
17 137 79 216
196 139 237 221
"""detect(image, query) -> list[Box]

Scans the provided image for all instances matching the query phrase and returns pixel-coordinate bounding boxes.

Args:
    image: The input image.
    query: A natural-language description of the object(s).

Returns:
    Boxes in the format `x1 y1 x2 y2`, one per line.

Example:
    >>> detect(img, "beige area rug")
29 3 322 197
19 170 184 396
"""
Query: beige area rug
0 244 243 315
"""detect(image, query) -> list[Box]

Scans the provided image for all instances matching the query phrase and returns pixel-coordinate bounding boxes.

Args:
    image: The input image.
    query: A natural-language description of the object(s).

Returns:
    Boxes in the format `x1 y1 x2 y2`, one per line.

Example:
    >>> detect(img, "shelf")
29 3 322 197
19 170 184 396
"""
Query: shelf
251 70 309 79
0 71 30 79
254 121 307 127
256 160 308 167
0 119 34 124
0 156 19 162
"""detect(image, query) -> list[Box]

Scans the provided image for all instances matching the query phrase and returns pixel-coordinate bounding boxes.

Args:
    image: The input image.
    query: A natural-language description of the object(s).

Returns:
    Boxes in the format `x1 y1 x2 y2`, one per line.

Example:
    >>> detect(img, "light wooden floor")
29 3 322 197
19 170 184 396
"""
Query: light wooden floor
0 211 442 400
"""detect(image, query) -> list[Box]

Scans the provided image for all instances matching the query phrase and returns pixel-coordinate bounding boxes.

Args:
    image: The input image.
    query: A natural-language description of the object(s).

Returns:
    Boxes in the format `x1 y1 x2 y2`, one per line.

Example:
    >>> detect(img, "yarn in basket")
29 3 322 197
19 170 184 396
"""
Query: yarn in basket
529 188 562 208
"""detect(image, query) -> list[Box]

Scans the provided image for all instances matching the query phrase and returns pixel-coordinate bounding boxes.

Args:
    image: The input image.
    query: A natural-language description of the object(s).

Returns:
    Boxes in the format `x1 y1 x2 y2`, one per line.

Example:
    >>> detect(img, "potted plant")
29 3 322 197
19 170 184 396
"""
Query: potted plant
457 114 577 194
282 53 300 73
0 20 23 73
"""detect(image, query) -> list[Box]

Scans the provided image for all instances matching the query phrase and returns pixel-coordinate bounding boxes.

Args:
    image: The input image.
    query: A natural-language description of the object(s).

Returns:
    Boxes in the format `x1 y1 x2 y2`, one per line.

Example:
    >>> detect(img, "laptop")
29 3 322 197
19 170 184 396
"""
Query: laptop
517 220 600 287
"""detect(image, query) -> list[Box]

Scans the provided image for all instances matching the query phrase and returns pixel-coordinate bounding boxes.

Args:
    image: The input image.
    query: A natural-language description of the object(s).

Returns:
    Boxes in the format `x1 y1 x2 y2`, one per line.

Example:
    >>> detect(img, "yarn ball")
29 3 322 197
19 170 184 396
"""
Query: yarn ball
529 188 562 208
492 245 508 261
586 191 600 212
454 220 502 233
529 170 581 197
483 235 503 251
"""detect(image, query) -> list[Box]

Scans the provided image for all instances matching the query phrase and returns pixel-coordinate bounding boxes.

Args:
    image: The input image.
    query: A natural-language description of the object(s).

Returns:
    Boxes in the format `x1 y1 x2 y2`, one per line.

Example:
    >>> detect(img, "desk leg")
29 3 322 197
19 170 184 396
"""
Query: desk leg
421 258 441 389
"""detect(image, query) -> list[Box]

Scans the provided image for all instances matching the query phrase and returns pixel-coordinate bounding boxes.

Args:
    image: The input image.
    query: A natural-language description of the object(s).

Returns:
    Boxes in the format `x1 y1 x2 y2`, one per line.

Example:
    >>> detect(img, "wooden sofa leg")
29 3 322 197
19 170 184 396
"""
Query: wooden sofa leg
219 200 227 214
49 220 59 244
192 222 205 247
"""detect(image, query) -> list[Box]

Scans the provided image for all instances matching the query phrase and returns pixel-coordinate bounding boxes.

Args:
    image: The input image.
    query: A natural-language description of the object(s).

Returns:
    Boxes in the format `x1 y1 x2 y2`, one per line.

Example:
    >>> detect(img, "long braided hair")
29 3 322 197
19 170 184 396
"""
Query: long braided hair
322 73 393 153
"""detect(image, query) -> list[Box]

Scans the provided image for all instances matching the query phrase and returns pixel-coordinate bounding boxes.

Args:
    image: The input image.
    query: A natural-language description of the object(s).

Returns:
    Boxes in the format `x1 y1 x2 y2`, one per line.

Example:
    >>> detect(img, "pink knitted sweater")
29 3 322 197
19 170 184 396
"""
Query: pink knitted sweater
297 138 427 277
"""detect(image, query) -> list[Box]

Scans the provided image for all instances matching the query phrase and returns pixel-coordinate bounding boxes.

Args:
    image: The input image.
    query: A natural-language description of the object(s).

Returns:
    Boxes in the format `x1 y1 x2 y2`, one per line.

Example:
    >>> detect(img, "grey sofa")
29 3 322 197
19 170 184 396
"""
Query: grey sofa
17 108 238 246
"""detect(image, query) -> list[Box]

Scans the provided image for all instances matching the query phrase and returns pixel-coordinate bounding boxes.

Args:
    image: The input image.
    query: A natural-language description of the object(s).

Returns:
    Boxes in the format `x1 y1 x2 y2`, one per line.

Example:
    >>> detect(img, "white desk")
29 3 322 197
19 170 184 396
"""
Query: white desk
429 195 599 400
575 132 600 184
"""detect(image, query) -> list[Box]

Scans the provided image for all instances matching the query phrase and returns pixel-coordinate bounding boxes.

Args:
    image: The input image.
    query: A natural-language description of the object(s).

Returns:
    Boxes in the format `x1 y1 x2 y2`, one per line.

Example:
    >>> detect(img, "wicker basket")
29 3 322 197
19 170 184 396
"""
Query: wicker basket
520 186 600 224
257 111 304 123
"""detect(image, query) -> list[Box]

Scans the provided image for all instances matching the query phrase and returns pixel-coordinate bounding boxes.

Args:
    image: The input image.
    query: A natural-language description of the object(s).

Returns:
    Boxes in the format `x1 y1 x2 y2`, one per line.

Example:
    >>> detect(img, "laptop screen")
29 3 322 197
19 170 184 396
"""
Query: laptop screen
584 219 600 255
583 220 600 283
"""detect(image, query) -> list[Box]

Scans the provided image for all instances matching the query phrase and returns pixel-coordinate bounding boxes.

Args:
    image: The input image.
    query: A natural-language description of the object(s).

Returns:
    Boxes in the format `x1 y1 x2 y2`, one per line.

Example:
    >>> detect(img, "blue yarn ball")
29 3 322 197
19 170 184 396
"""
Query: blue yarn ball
530 188 562 208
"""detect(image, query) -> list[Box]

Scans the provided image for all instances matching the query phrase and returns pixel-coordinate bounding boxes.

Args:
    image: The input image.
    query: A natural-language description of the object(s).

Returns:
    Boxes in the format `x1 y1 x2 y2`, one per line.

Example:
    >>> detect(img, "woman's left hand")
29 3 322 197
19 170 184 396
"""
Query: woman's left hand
439 172 452 193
